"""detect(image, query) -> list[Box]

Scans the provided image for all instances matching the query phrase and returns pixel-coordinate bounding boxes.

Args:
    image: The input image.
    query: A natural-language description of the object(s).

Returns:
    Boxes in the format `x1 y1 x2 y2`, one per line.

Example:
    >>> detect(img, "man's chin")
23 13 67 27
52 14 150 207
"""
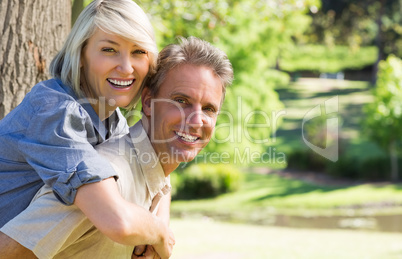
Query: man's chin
173 150 198 164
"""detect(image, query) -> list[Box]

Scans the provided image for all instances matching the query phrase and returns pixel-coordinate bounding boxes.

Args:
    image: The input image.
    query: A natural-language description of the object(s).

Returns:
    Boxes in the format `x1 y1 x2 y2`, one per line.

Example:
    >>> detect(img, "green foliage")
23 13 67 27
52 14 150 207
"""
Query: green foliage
363 55 402 150
172 163 243 200
280 45 378 73
306 0 402 58
137 0 320 159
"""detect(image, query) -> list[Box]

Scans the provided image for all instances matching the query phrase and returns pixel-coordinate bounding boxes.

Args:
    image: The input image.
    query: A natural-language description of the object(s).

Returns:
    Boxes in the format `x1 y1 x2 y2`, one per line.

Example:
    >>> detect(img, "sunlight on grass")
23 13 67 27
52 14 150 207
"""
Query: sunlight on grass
171 218 402 259
171 173 402 218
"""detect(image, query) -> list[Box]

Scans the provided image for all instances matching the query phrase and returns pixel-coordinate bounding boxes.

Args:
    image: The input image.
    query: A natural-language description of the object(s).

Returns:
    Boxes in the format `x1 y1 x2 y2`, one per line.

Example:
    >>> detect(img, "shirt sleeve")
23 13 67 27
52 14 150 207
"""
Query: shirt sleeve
18 98 118 205
0 186 90 259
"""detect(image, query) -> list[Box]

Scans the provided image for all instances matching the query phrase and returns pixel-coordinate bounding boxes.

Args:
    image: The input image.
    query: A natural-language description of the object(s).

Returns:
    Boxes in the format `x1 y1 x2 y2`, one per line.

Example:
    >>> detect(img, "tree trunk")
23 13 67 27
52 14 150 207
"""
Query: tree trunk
372 0 386 85
390 139 399 182
0 0 71 119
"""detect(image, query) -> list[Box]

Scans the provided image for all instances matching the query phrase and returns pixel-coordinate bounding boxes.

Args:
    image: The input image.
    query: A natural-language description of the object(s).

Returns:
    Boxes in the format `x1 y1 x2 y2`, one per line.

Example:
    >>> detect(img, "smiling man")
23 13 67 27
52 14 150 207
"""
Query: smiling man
0 37 233 259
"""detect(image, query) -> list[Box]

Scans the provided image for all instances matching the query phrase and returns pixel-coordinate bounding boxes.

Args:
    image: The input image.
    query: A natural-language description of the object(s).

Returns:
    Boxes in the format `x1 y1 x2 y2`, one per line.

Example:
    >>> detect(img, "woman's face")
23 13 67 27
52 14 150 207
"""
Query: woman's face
81 28 149 119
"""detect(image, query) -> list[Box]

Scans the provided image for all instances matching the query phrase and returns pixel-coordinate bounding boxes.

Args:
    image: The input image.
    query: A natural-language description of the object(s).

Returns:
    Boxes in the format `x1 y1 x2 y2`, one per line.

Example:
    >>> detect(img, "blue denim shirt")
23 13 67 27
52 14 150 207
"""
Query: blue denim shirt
0 79 129 227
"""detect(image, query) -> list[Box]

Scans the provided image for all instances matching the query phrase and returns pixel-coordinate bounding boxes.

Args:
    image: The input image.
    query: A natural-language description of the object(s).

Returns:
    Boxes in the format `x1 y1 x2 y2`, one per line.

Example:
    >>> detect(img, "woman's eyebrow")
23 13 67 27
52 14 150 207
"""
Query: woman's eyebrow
100 39 139 48
100 39 120 45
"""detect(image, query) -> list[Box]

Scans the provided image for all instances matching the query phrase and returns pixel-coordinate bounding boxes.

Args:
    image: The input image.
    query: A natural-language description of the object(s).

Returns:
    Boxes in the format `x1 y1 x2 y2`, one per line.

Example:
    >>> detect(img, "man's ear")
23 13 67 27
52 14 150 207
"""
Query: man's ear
141 87 152 117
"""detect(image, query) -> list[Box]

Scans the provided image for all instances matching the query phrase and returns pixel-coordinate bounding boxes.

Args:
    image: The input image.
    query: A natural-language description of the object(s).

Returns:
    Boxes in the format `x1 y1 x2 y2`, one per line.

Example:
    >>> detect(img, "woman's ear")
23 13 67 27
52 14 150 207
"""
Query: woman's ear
141 87 152 117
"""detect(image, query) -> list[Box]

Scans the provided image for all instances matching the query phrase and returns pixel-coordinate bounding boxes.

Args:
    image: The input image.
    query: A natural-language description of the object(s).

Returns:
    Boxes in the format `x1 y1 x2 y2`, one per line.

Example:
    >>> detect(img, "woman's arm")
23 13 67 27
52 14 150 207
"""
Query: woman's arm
74 178 174 259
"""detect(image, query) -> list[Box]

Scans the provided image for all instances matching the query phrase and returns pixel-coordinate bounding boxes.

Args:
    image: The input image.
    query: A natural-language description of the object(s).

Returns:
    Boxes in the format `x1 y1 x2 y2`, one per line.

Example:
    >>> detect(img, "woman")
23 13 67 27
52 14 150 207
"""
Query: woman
0 0 174 258
0 0 160 233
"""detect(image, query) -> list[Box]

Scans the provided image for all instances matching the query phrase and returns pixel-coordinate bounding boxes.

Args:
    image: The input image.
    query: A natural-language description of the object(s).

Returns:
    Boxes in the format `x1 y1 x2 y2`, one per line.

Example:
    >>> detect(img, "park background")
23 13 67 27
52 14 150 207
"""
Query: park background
1 0 402 258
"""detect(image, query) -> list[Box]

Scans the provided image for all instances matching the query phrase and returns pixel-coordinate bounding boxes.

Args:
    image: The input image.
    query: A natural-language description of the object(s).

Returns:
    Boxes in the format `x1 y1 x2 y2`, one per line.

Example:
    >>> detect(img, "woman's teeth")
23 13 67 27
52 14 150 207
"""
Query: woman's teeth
176 131 198 142
108 79 134 87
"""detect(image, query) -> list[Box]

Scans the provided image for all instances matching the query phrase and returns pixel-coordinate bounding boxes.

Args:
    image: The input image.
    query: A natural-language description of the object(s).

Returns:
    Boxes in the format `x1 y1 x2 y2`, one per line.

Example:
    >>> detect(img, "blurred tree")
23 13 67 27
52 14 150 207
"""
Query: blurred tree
0 0 71 119
72 0 85 25
363 55 402 181
139 0 320 161
306 0 402 83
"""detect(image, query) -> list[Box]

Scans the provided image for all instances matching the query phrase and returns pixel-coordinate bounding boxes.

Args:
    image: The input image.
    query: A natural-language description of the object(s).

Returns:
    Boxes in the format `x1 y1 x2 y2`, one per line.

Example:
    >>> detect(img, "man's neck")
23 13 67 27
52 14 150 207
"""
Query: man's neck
141 118 180 177
160 162 179 177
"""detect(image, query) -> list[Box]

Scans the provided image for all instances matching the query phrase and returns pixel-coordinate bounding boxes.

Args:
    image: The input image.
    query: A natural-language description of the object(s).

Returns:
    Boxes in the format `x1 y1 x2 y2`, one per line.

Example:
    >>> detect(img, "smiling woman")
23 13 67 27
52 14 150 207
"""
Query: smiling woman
80 29 150 119
0 0 157 226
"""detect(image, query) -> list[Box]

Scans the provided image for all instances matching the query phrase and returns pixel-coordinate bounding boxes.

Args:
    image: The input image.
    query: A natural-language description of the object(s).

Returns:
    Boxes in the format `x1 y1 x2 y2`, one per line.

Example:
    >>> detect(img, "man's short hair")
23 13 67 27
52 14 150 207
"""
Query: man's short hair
146 37 233 105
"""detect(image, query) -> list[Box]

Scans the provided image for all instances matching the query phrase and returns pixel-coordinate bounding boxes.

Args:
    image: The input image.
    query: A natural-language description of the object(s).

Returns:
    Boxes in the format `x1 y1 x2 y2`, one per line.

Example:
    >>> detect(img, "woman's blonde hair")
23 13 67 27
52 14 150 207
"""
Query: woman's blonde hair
50 0 157 109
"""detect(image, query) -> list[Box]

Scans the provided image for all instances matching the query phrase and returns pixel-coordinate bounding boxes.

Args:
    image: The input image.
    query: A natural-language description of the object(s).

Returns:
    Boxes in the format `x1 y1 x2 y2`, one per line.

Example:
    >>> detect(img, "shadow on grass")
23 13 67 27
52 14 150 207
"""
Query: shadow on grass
276 85 369 102
242 173 344 203
251 176 341 202
306 87 369 99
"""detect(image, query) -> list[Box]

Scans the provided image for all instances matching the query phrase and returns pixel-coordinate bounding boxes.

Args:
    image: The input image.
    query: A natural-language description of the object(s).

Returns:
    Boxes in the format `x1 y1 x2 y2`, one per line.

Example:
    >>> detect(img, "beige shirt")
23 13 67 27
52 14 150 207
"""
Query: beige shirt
1 121 170 259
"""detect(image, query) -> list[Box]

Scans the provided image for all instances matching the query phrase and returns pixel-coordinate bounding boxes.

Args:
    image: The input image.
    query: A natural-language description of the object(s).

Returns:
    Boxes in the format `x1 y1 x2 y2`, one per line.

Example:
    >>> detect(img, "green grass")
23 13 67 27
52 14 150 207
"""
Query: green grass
171 218 402 259
280 45 378 73
171 172 402 220
269 78 385 163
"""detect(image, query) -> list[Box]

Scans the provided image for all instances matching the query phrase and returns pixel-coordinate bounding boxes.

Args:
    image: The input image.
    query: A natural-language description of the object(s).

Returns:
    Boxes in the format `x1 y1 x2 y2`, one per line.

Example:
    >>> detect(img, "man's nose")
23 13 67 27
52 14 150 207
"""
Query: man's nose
186 109 210 129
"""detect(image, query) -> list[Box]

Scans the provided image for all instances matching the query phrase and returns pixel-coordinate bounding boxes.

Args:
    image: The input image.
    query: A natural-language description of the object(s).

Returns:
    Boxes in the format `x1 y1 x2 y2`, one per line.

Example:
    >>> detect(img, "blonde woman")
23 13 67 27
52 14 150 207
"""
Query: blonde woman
0 0 174 258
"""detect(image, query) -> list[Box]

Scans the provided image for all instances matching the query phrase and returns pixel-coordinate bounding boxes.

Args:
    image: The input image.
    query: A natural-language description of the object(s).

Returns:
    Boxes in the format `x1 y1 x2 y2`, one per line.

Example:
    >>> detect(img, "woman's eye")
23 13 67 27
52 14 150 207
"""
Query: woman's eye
133 49 147 55
102 48 116 53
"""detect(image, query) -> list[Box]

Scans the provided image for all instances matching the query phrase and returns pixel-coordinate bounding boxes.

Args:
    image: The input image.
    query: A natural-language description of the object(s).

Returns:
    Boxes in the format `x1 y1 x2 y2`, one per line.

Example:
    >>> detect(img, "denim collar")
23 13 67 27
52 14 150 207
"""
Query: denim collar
55 79 109 142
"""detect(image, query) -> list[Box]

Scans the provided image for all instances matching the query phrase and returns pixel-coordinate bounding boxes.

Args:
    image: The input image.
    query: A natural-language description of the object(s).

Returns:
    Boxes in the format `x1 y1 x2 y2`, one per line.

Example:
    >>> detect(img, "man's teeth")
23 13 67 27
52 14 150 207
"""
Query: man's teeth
108 79 134 87
176 132 198 142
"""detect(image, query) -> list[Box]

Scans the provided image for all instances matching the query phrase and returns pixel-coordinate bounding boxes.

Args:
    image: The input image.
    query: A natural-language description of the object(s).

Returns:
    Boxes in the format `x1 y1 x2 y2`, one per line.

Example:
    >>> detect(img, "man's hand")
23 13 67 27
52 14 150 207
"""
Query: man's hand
152 226 175 259
132 245 159 259
0 232 36 258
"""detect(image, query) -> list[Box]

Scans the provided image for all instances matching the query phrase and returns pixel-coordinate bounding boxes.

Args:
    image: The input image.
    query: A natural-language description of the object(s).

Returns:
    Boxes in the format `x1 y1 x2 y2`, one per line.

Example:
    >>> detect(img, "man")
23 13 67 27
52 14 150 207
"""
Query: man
0 36 233 259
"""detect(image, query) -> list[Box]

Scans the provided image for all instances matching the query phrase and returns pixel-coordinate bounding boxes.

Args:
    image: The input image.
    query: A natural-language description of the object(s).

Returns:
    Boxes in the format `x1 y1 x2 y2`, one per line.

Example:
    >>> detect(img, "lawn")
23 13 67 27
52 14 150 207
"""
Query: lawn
171 172 402 222
170 218 402 259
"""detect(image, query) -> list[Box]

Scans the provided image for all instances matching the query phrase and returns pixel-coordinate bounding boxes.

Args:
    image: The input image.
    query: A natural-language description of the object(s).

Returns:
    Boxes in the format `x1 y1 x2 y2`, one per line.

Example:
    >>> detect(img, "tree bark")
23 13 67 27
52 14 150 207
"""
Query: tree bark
390 139 399 182
372 0 386 85
0 0 71 119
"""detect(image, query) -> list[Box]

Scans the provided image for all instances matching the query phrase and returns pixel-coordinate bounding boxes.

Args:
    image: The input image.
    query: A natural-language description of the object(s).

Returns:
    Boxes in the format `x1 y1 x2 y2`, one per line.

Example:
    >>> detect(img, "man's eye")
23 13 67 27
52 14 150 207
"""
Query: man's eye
175 98 186 104
204 107 217 114
101 48 116 53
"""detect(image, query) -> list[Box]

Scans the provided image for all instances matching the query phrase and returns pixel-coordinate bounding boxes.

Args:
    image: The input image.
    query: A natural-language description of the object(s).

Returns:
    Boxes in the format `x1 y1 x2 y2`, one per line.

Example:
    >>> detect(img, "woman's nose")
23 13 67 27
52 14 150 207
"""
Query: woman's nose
117 54 134 75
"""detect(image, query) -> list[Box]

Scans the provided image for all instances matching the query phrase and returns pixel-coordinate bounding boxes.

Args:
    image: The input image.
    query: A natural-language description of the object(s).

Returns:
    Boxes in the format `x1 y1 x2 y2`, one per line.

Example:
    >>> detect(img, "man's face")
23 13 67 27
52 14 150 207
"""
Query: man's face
142 64 223 164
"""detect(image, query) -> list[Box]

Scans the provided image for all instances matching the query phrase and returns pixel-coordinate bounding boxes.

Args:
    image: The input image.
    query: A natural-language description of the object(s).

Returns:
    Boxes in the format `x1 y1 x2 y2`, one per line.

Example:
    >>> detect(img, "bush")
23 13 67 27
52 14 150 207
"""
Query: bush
286 149 402 182
286 149 328 171
326 156 360 179
172 164 243 200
